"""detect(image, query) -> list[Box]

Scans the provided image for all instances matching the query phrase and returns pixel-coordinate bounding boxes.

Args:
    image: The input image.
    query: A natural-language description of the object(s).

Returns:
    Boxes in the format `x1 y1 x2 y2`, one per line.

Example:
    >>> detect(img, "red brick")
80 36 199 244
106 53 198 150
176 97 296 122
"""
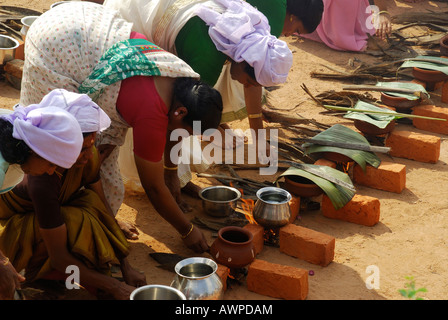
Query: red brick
289 195 300 223
14 39 25 61
442 80 448 104
246 259 308 300
385 129 440 163
321 194 380 227
243 223 264 256
279 224 335 266
216 264 230 291
412 105 448 134
353 161 406 193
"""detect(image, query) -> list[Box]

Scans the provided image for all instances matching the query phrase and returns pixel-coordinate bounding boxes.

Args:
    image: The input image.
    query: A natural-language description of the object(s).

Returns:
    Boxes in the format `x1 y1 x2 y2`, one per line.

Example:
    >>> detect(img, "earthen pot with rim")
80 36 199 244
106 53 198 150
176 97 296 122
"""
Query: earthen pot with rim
380 92 421 113
354 119 396 136
284 175 323 198
209 226 255 269
412 67 448 91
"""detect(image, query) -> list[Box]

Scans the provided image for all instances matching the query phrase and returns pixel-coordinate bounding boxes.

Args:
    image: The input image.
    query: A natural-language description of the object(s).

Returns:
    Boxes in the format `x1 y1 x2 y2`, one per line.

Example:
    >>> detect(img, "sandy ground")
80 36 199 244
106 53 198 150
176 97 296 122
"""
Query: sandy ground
1 0 448 301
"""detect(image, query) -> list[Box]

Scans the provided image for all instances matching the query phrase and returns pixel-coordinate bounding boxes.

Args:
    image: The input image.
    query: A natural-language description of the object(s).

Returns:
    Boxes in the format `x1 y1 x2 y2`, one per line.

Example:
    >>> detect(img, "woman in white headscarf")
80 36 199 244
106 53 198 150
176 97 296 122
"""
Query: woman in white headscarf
0 89 146 300
102 0 323 205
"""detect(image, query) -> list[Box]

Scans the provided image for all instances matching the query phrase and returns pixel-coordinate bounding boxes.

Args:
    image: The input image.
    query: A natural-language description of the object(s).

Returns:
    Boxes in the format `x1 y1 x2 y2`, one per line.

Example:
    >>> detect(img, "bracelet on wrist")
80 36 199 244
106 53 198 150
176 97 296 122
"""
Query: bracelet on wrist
1 257 9 266
163 165 178 171
248 113 263 119
181 224 194 239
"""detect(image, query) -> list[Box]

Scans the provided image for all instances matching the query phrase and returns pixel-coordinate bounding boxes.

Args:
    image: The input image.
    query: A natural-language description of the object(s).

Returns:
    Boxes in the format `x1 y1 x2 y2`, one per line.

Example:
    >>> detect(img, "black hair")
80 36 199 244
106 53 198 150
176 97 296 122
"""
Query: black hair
287 0 324 34
0 118 32 165
244 63 256 81
172 77 223 133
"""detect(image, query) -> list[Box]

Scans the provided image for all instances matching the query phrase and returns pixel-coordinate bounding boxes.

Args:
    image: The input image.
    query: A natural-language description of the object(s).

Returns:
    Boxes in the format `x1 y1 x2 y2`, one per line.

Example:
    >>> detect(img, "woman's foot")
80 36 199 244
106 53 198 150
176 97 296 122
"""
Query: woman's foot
117 219 139 240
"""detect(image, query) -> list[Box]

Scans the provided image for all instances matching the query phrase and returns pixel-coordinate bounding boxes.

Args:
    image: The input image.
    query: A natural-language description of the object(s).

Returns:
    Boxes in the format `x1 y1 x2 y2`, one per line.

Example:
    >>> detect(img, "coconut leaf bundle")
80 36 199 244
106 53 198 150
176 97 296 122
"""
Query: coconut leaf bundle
302 124 382 171
276 164 355 210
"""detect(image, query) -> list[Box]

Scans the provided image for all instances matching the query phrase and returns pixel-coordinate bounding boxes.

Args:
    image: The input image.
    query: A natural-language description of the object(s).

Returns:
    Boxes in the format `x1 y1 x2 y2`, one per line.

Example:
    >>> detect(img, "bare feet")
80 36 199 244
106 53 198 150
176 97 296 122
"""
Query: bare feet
117 219 139 240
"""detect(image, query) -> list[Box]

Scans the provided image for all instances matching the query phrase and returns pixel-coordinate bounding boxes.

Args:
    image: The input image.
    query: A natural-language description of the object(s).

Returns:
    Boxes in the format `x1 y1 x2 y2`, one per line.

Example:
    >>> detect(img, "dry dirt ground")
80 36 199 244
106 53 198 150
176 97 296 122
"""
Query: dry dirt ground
1 0 448 301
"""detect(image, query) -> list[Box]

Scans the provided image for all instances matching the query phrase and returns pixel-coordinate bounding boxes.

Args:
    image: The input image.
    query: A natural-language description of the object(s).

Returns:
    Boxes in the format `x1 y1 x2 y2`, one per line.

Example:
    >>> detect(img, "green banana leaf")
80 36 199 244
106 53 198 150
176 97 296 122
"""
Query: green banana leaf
302 124 382 171
399 56 448 75
343 101 396 129
375 81 428 101
277 164 355 210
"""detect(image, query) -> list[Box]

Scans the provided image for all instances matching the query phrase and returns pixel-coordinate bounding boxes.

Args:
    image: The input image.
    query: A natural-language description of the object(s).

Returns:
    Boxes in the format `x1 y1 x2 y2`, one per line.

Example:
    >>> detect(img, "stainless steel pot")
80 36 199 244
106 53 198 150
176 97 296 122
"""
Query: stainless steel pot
252 187 292 228
130 285 186 300
198 186 241 217
171 257 223 300
0 35 19 65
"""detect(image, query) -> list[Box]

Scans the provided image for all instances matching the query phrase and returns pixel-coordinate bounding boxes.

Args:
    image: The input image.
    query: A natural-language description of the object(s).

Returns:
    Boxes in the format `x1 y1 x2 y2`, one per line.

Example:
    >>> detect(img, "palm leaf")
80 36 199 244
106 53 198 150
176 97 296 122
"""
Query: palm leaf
343 101 395 129
277 164 355 210
302 124 382 170
399 56 448 75
375 81 428 100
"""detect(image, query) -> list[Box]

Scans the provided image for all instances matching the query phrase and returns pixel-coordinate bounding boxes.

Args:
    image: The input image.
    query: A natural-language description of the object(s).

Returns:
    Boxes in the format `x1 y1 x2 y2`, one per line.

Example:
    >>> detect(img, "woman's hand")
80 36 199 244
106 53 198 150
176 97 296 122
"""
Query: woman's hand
0 256 25 300
111 281 138 300
181 225 210 253
376 12 391 40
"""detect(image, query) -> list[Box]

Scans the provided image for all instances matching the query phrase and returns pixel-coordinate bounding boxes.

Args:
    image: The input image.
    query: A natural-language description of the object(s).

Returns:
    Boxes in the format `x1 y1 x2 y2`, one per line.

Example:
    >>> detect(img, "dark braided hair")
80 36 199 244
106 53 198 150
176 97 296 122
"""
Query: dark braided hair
172 77 223 132
287 0 324 34
0 118 32 165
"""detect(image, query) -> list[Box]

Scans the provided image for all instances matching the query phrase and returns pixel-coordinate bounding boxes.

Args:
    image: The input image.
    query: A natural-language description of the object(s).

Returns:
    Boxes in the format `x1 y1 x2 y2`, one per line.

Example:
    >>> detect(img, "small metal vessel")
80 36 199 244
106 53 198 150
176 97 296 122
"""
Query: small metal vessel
171 257 223 300
252 187 292 228
130 285 186 300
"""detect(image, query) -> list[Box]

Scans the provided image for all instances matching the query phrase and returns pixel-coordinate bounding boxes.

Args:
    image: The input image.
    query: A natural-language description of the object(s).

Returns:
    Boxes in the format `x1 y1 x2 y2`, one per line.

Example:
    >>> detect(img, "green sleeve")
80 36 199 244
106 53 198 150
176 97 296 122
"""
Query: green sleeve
246 0 287 37
175 16 227 86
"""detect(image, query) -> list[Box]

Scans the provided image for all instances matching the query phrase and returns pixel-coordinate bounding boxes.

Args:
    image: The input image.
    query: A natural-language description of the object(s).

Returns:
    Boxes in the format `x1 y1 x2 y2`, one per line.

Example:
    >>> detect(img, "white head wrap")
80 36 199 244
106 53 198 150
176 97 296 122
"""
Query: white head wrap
26 89 111 133
0 109 24 192
3 106 83 169
196 0 293 87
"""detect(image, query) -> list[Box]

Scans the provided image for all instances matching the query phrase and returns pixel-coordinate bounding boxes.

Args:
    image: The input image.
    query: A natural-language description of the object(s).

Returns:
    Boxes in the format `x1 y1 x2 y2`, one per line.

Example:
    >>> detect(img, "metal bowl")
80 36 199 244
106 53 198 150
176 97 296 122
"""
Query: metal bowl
130 285 186 300
198 186 241 217
0 35 19 65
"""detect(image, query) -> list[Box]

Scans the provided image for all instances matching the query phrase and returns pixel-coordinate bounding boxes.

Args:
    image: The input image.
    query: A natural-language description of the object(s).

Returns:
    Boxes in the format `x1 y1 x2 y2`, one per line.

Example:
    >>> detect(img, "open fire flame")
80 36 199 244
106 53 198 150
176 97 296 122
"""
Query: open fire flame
230 183 280 246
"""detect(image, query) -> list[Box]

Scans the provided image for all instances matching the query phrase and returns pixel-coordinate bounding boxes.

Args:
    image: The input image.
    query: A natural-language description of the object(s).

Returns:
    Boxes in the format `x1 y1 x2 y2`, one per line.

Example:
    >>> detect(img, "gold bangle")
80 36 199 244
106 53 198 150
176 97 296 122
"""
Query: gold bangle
248 113 263 119
378 10 390 15
163 165 178 170
2 257 9 266
181 224 194 239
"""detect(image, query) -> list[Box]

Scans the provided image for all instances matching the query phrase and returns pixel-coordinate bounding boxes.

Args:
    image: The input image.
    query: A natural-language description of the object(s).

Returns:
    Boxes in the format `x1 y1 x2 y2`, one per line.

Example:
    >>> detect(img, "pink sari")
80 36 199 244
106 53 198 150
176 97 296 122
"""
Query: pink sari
302 0 376 52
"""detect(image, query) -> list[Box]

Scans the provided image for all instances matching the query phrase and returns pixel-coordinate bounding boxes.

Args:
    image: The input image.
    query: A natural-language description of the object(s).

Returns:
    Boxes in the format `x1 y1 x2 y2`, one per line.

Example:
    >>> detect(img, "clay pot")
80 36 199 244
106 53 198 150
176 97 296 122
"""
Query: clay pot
440 34 448 56
380 92 421 112
354 119 396 136
322 151 352 164
412 67 448 91
284 175 323 198
209 226 255 269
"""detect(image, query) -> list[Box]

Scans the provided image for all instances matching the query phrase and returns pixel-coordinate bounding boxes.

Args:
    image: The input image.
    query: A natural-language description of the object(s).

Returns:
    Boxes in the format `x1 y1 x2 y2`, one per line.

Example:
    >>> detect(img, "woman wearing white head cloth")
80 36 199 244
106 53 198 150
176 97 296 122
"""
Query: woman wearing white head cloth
0 89 146 300
102 0 323 209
